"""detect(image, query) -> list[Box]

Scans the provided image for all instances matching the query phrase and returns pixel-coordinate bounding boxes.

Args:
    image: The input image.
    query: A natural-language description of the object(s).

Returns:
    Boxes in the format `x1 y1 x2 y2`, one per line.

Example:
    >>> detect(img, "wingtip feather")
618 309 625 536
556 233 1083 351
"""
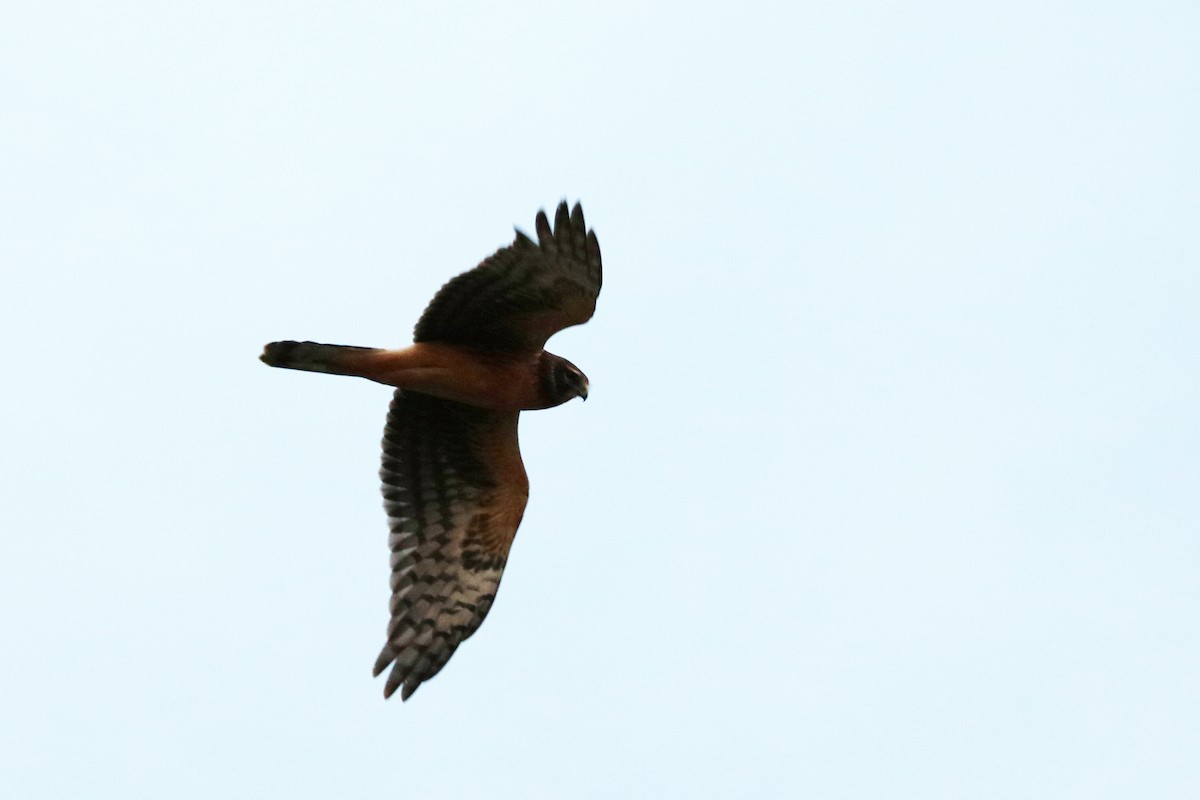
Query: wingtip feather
535 210 554 250
384 663 405 698
373 646 395 678
553 202 570 241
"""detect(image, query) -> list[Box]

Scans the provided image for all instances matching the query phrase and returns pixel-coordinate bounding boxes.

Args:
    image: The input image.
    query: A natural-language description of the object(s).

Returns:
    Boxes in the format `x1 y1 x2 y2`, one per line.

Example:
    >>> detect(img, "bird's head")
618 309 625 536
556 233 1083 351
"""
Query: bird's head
539 353 589 407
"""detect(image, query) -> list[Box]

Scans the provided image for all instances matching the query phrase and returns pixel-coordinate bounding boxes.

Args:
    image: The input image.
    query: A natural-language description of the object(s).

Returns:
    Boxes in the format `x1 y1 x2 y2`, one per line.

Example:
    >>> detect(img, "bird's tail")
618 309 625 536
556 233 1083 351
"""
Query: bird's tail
260 340 383 376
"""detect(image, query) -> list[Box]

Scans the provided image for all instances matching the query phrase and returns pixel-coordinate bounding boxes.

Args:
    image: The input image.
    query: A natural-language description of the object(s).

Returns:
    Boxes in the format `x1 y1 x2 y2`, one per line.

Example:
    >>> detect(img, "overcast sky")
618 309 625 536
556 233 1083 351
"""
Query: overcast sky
2 2 1198 798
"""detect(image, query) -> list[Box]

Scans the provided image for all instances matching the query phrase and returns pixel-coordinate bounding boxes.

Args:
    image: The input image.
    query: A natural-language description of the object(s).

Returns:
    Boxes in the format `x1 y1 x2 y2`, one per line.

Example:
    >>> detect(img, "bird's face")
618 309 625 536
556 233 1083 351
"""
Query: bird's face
542 353 589 406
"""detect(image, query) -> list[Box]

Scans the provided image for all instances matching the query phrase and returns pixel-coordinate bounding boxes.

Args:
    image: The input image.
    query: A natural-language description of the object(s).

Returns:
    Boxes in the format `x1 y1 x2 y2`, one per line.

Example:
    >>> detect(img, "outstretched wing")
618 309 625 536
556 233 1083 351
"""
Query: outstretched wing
413 201 602 352
375 390 529 700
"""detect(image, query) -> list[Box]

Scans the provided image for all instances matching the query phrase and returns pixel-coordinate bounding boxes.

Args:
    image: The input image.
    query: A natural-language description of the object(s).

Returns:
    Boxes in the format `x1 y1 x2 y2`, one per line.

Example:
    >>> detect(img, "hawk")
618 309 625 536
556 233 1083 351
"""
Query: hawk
261 202 601 700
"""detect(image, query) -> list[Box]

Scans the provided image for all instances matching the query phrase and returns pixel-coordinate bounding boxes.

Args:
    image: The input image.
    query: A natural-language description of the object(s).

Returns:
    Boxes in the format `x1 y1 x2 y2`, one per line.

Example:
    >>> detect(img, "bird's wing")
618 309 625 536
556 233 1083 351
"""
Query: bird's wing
413 201 602 352
375 390 528 700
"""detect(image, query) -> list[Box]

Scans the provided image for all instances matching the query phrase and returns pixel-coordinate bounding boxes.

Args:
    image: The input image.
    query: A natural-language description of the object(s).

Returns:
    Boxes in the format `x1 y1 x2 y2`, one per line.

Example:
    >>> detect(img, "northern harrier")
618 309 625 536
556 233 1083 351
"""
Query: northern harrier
261 202 601 700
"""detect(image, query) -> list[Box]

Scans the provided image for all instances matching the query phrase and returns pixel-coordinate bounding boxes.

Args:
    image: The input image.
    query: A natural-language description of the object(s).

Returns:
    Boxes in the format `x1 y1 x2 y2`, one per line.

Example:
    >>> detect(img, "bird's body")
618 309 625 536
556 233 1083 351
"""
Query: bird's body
261 201 600 700
261 341 582 411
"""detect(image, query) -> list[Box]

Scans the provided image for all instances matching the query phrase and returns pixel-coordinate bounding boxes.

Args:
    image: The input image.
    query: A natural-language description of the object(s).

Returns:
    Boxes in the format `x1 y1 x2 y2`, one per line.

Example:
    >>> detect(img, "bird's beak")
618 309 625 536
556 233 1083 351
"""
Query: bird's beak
579 380 589 401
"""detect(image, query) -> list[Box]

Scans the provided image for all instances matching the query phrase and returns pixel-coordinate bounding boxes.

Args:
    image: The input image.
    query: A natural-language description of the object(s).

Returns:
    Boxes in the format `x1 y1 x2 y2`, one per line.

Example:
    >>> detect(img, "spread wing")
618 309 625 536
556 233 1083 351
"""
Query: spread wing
413 201 602 352
374 390 529 700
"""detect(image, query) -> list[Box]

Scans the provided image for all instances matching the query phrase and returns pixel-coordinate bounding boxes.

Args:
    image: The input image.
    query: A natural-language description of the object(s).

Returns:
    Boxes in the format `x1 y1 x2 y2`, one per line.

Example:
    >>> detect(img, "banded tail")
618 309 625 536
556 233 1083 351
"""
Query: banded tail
260 340 382 376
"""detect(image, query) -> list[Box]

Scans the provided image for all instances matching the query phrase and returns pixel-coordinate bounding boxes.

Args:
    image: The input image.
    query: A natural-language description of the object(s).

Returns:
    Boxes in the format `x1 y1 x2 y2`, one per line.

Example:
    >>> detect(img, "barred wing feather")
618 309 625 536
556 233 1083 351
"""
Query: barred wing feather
375 390 529 700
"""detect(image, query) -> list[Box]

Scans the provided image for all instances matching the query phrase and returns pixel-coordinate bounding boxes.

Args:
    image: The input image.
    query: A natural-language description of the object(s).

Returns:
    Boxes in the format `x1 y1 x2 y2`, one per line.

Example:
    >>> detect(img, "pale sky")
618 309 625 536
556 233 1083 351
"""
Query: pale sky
2 2 1198 798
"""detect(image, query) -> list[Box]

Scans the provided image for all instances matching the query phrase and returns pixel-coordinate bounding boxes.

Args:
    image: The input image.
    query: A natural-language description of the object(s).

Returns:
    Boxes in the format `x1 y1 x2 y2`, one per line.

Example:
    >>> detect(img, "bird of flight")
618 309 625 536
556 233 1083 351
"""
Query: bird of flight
261 202 601 700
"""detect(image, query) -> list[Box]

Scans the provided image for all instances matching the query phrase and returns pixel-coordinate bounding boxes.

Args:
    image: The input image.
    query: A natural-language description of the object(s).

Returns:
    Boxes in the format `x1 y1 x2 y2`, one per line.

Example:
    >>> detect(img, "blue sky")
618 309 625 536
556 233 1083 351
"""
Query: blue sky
2 2 1198 798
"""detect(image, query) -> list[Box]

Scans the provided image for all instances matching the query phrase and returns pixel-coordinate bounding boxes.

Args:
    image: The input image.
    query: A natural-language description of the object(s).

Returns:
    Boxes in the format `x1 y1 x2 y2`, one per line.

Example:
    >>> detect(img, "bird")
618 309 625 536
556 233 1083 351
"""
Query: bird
260 201 601 701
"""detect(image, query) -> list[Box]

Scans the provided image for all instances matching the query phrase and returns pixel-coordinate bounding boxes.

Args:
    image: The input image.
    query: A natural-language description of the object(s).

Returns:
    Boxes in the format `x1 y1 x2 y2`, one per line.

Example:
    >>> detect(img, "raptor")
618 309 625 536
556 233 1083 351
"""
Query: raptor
261 201 601 700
